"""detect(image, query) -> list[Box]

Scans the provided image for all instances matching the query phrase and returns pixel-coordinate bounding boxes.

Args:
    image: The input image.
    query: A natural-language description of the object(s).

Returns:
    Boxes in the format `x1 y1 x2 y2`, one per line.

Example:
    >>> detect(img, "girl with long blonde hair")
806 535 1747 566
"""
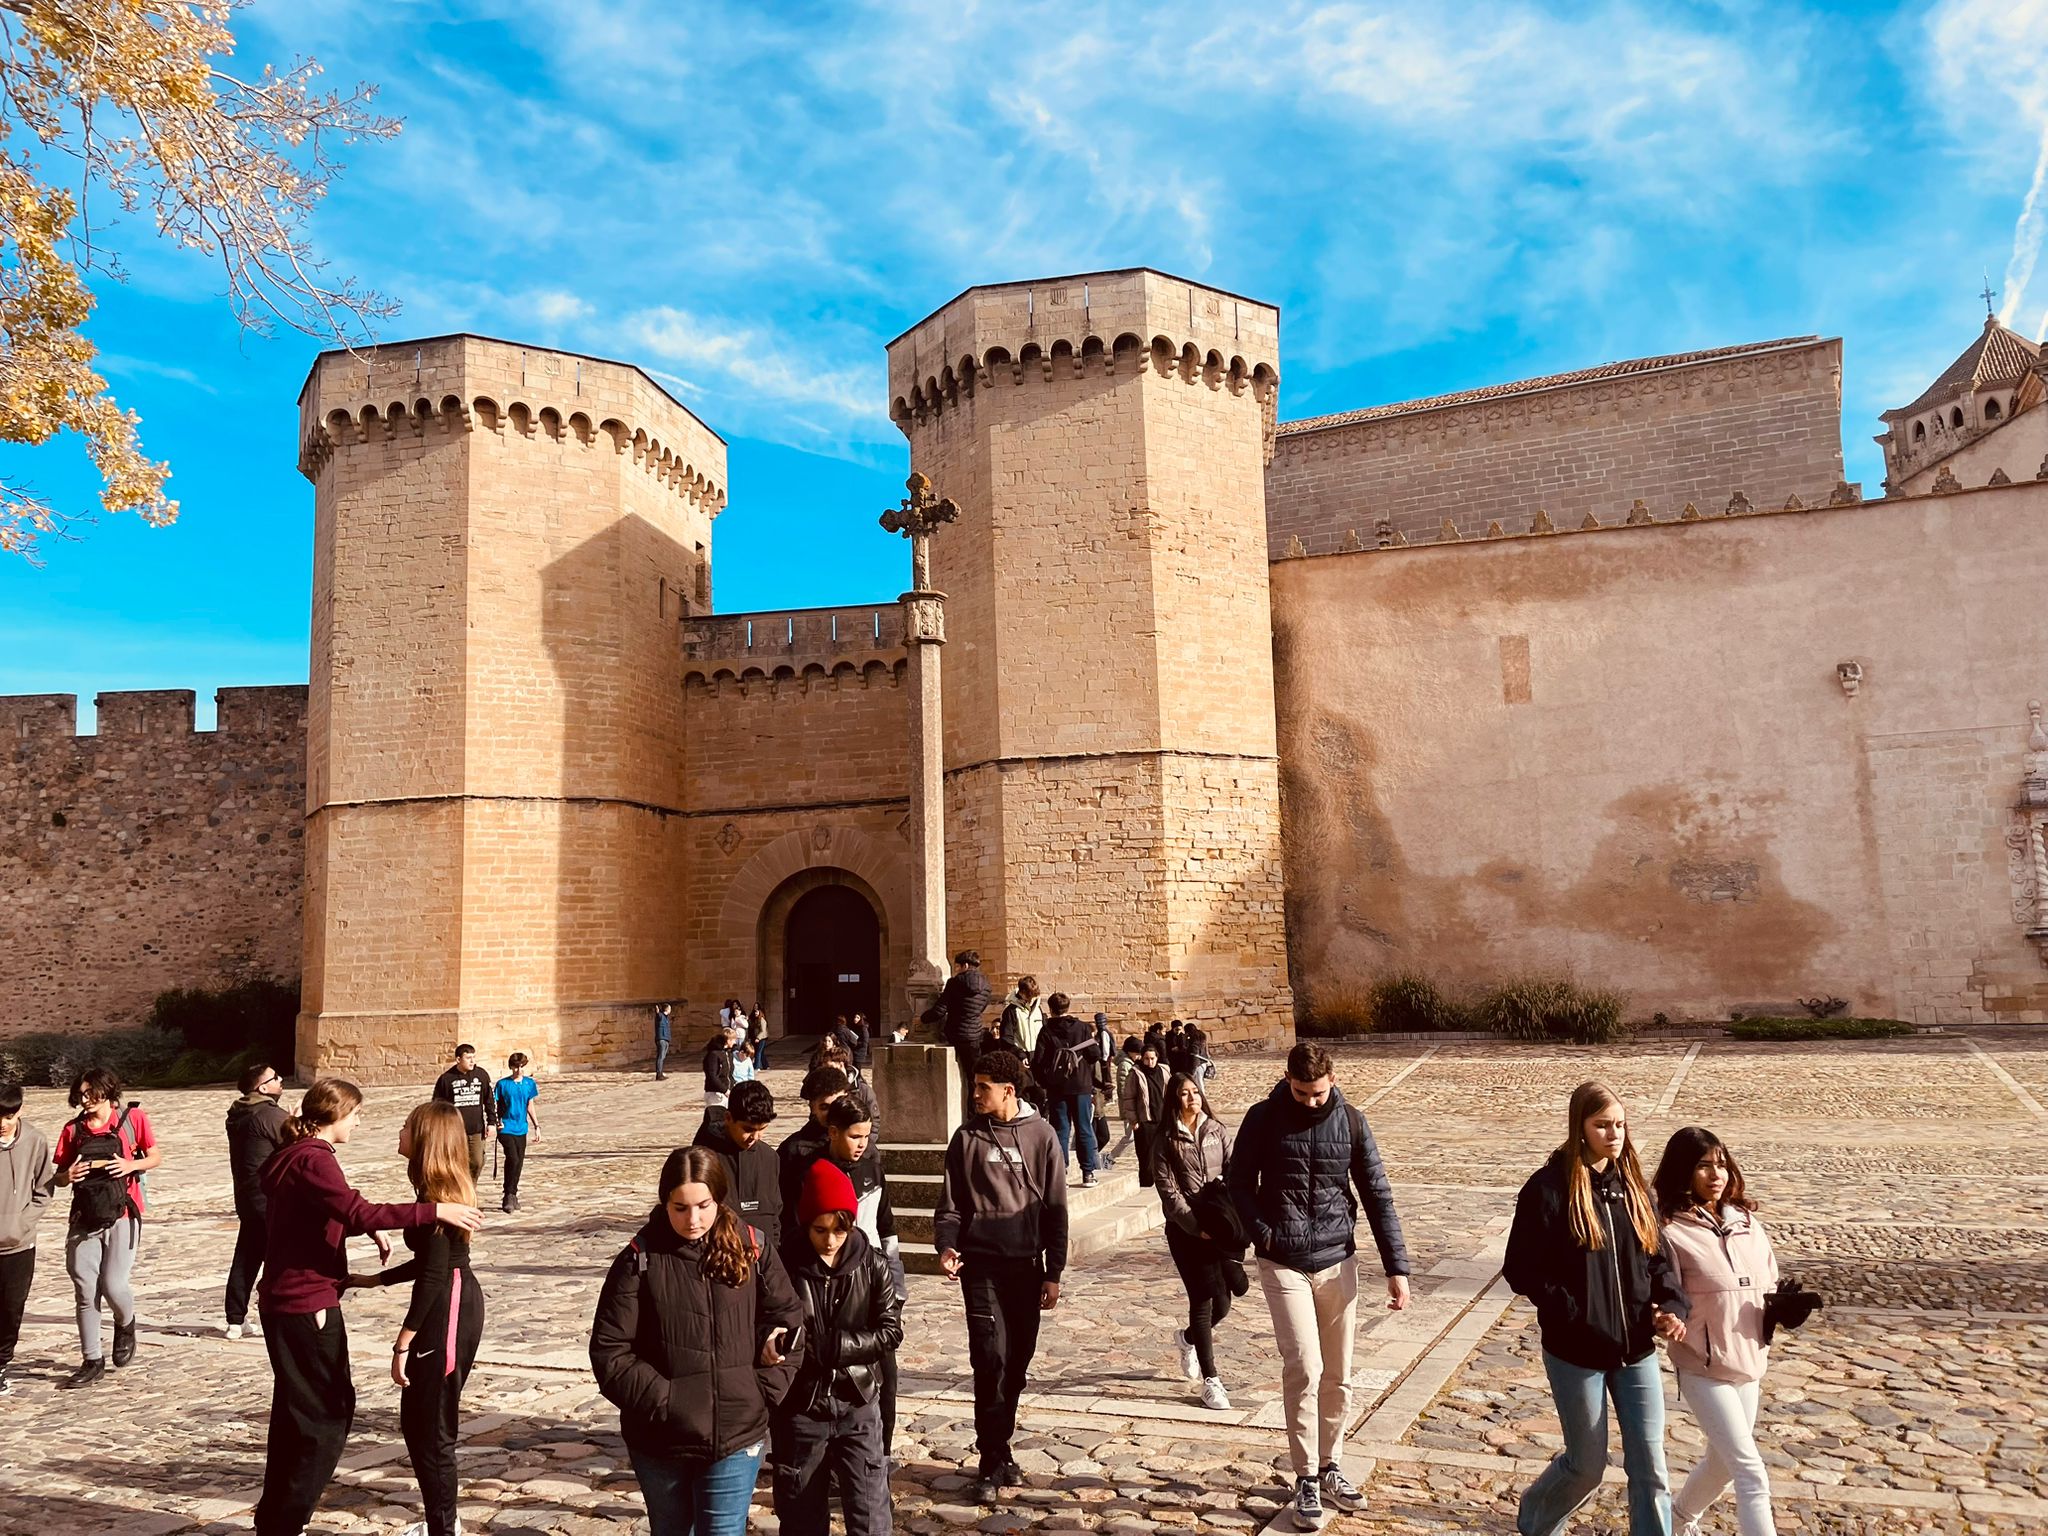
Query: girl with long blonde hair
353 1100 487 1536
1503 1081 1691 1536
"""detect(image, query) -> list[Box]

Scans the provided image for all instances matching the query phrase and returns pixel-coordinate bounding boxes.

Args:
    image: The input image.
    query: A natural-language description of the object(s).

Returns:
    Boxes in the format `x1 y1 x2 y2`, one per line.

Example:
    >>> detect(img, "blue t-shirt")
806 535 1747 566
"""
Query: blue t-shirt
496 1076 539 1135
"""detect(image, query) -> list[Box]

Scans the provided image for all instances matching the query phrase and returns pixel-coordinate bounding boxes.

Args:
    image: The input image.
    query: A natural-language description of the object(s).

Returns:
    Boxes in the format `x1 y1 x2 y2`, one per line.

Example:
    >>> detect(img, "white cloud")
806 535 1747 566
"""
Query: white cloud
531 291 593 326
1926 0 2048 330
627 306 875 430
96 355 220 394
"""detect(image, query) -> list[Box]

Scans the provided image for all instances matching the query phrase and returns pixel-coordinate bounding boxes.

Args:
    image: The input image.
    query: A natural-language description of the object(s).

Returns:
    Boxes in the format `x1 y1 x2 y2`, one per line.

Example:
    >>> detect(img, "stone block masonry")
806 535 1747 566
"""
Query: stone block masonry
1266 337 1846 554
0 686 307 1038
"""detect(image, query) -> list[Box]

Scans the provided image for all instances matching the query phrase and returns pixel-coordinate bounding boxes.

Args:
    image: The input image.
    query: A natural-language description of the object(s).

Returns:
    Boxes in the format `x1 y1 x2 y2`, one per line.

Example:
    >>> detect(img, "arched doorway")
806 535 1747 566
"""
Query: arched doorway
783 884 881 1037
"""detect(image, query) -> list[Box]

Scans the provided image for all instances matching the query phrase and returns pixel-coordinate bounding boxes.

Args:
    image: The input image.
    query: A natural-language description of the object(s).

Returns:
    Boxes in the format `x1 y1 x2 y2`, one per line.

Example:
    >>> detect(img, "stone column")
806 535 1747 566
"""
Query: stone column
901 587 948 1027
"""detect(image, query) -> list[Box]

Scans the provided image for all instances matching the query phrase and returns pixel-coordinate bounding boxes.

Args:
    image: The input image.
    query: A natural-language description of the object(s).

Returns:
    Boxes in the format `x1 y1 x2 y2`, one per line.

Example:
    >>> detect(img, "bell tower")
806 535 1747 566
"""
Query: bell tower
887 269 1293 1044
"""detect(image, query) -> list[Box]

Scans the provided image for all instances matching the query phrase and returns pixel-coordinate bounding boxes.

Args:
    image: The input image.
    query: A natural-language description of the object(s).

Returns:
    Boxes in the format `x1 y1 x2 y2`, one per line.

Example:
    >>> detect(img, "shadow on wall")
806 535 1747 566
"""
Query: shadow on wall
537 511 697 1068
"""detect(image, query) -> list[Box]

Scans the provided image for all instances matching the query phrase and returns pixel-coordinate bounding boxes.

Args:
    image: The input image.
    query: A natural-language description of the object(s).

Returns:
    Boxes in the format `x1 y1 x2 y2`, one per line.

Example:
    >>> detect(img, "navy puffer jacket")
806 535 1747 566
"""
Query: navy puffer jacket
1226 1080 1409 1276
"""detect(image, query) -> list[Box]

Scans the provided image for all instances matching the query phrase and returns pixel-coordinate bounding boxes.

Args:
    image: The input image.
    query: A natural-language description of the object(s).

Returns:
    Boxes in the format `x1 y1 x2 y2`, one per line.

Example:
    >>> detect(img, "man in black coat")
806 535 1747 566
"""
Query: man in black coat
431 1043 497 1180
921 949 993 1120
1228 1042 1410 1529
223 1060 289 1339
692 1080 782 1234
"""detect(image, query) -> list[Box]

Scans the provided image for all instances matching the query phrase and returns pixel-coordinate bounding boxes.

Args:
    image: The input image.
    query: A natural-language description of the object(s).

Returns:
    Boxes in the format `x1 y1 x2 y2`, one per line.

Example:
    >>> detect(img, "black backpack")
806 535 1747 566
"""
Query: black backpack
68 1107 138 1235
1035 1026 1085 1098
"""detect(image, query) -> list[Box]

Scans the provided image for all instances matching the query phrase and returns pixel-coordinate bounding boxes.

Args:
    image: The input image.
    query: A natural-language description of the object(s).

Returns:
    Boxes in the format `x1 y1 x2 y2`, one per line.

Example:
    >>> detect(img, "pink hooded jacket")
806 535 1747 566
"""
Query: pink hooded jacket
1661 1203 1779 1383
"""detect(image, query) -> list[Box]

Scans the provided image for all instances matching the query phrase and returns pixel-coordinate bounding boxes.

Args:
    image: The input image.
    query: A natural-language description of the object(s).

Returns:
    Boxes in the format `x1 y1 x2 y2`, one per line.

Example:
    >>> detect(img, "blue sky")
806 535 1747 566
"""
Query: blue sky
4 0 2047 725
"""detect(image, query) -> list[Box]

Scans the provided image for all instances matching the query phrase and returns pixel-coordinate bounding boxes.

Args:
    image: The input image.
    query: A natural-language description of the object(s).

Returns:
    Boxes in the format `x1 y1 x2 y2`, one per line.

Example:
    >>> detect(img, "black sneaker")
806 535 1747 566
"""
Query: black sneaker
111 1322 137 1367
0 1368 12 1396
61 1358 106 1390
973 1473 1001 1503
1000 1458 1023 1488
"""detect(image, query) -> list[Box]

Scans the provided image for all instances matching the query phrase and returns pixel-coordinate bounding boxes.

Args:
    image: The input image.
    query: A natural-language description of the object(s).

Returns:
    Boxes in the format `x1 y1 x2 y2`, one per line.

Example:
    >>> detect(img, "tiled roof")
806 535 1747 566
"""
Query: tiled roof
1276 336 1827 437
1897 318 2042 415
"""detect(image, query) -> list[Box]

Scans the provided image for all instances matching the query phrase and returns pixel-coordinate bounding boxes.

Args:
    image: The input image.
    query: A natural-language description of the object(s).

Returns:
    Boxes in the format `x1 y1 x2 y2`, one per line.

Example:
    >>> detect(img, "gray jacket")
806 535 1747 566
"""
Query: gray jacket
0 1123 56 1254
1155 1112 1231 1235
931 1104 1070 1279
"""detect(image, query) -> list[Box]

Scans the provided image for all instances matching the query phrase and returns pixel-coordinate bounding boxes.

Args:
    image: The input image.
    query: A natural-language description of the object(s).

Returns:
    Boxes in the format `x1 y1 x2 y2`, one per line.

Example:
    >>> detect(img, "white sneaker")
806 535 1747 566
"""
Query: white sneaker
1174 1327 1200 1381
1200 1375 1230 1411
1319 1463 1364 1512
224 1323 243 1341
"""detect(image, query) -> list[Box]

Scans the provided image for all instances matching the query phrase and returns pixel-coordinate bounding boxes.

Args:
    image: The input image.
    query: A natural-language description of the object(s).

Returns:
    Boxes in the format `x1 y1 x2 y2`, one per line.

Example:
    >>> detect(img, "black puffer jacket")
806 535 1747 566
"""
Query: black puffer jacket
777 1225 904 1416
927 968 993 1050
691 1120 783 1233
224 1093 290 1218
589 1209 804 1458
1504 1153 1689 1370
1226 1080 1409 1277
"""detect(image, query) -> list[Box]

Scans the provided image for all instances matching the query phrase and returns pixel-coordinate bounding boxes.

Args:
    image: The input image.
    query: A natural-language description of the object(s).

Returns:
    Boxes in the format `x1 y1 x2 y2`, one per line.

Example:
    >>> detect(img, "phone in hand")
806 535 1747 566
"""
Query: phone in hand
781 1323 806 1355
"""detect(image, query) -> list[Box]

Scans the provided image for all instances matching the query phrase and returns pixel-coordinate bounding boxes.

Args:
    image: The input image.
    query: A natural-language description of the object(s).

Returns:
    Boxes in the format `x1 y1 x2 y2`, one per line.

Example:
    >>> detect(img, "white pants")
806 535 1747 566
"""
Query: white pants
1257 1257 1359 1476
1675 1372 1776 1536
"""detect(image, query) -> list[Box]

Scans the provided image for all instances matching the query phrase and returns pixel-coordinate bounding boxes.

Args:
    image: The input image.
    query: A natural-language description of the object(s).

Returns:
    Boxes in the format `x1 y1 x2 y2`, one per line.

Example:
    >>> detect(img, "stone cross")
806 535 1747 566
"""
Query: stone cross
880 472 959 593
879 472 959 1036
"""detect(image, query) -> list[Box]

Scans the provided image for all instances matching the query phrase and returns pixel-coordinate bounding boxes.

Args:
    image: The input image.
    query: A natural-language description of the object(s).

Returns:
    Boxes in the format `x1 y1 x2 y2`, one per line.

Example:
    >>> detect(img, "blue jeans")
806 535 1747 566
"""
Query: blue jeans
1046 1094 1099 1172
654 1038 670 1076
1518 1350 1670 1536
629 1438 763 1536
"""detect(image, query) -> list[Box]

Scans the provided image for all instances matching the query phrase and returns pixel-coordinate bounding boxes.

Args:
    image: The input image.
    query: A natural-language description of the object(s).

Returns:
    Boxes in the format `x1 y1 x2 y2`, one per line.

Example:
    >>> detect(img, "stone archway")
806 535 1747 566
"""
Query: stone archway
713 823 912 1035
765 875 884 1037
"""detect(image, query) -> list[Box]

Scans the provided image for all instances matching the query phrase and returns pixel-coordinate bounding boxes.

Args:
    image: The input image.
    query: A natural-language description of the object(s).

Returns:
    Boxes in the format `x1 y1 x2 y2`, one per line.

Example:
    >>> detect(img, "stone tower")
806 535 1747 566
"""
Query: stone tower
887 269 1294 1044
296 336 724 1077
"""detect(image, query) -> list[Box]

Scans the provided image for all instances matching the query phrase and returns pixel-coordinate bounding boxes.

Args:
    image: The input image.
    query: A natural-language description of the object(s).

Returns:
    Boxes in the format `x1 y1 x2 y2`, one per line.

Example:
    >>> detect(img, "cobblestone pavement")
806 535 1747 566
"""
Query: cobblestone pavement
0 1030 2041 1533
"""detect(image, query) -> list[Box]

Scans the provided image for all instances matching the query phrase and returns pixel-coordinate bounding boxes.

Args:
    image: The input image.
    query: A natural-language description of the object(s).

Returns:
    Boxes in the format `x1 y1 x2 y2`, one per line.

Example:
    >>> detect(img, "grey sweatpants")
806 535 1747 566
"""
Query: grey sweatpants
66 1216 138 1360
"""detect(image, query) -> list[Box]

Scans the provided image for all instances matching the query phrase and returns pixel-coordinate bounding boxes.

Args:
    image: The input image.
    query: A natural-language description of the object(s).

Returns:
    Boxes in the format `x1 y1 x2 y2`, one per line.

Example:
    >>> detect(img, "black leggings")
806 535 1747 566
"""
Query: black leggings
400 1266 485 1536
1166 1223 1233 1378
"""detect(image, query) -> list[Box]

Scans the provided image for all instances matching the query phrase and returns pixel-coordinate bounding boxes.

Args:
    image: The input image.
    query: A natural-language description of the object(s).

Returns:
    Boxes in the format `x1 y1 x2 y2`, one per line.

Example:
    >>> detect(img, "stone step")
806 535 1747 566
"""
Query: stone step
895 1168 1165 1273
879 1142 946 1176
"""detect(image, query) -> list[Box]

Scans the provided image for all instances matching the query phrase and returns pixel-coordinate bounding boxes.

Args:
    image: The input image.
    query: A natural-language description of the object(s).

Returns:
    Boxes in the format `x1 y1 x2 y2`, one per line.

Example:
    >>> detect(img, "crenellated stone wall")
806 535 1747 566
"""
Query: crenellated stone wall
0 687 307 1037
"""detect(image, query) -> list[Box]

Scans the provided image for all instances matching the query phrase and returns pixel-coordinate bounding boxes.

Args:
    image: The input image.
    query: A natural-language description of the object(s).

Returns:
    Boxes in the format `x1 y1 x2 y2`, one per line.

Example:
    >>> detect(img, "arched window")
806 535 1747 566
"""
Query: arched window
1913 420 1926 443
1951 407 1965 429
1985 397 2003 421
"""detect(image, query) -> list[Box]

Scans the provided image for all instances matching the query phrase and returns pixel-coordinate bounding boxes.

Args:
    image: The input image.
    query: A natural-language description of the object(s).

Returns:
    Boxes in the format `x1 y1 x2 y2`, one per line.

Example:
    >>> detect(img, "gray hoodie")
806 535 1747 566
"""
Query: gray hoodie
0 1122 55 1254
932 1103 1069 1278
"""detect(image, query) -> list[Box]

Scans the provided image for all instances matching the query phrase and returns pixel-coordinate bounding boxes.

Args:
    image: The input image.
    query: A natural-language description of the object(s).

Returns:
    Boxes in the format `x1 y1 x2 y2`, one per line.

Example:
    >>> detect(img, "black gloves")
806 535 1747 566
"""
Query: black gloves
1761 1278 1823 1344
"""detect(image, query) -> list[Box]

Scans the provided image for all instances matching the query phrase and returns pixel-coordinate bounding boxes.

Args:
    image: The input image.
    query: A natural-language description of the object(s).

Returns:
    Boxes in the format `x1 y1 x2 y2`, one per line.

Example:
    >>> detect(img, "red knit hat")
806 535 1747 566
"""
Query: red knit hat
797 1158 858 1227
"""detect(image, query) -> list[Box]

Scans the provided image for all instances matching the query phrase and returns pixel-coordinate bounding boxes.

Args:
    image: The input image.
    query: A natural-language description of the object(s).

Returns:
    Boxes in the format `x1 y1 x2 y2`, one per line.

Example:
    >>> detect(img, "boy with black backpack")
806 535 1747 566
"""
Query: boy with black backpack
50 1067 163 1389
1030 993 1102 1188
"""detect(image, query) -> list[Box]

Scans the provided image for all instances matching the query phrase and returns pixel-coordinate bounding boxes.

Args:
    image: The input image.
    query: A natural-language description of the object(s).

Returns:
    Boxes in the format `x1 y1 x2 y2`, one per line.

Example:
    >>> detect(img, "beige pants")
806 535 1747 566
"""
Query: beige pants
1257 1256 1360 1476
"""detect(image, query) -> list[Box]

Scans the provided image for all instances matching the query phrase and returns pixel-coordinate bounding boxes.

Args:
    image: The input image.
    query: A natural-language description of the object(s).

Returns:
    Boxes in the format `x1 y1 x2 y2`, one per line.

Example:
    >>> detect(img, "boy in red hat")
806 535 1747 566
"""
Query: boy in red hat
772 1160 902 1535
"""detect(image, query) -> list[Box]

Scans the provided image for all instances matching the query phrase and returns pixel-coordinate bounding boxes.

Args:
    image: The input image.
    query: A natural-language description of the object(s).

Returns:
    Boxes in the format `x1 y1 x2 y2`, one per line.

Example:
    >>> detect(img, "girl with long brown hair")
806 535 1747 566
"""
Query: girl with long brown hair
1503 1080 1690 1536
590 1144 804 1535
253 1080 483 1536
351 1101 488 1536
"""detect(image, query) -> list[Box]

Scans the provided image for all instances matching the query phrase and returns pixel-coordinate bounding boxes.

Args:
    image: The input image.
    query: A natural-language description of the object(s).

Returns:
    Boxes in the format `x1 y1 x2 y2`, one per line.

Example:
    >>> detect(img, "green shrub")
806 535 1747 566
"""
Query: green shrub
148 976 298 1070
1299 986 1376 1038
1366 973 1470 1033
1725 1017 1913 1041
1472 977 1632 1044
0 1027 181 1090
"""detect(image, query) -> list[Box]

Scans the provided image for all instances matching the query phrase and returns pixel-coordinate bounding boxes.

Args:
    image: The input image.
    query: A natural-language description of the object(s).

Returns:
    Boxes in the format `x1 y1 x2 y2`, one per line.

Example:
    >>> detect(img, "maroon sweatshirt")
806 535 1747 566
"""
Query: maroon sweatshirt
257 1136 435 1315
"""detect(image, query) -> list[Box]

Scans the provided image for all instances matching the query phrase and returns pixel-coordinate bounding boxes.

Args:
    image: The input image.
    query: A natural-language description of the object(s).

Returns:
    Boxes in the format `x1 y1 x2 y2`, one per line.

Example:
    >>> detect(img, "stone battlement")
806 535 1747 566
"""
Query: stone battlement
0 685 309 741
296 334 728 513
887 268 1280 435
681 604 905 678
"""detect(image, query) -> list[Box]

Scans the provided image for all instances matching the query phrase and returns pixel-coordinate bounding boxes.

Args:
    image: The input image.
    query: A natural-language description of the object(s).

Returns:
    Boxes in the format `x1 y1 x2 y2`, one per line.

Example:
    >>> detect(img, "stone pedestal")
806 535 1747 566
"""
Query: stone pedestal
869 1041 961 1146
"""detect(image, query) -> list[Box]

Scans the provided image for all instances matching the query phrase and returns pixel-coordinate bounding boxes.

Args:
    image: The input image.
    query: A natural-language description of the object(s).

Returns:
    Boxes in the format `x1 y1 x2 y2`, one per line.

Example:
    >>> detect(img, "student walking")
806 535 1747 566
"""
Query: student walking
997 976 1043 1056
693 1079 783 1234
819 1095 907 1454
1120 1041 1169 1188
1153 1071 1237 1410
253 1079 482 1536
701 1017 744 1136
1654 1127 1782 1536
1503 1080 1689 1536
352 1102 488 1536
431 1045 496 1181
52 1067 163 1389
1103 1036 1144 1168
589 1145 804 1536
773 1160 903 1536
494 1054 540 1213
1227 1043 1410 1529
0 1081 55 1396
224 1061 291 1340
1030 992 1101 1186
931 1048 1068 1504
923 950 994 1119
778 1067 851 1227
749 1005 771 1071
654 1002 674 1080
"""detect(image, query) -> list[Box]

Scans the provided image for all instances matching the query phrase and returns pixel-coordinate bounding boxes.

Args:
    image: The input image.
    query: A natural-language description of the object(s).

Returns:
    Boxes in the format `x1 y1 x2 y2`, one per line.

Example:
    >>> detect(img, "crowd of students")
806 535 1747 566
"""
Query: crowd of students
0 999 1822 1536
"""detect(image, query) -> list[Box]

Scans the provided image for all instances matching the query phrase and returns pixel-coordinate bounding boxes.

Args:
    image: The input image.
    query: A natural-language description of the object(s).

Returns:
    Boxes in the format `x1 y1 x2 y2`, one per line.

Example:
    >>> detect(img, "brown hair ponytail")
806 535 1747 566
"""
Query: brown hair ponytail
282 1078 363 1143
658 1146 754 1287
